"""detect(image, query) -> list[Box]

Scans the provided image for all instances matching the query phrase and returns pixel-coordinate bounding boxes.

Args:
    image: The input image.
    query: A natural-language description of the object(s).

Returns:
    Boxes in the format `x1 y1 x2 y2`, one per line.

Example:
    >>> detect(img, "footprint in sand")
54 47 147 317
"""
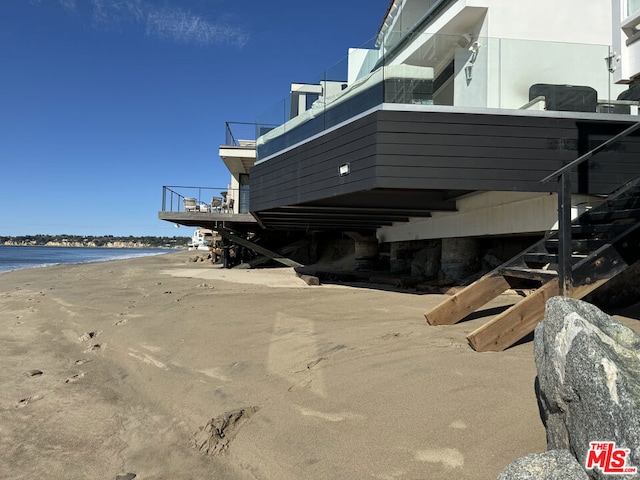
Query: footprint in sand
115 473 136 480
78 331 100 342
15 395 43 408
84 343 104 353
114 318 128 326
74 359 90 366
65 372 85 384
23 370 43 377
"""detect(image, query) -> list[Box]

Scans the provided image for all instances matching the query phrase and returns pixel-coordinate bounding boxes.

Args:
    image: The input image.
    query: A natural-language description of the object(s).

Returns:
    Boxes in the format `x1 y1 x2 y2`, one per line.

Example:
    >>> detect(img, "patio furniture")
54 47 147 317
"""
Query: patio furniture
211 197 223 212
184 197 197 212
223 198 235 213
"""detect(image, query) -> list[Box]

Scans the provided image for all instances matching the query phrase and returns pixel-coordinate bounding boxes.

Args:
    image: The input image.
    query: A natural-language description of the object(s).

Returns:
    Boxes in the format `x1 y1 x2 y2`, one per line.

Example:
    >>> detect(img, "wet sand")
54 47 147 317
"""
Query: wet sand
0 250 575 479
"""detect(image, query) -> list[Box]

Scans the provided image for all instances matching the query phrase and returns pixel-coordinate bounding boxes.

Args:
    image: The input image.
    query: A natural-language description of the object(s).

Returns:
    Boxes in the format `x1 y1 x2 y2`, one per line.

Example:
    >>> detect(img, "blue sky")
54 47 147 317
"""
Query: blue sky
0 0 388 237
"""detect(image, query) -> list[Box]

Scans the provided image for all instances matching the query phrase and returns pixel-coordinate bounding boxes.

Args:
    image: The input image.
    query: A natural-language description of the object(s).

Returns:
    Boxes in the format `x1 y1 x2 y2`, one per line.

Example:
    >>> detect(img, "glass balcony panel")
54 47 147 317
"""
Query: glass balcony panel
255 34 635 162
496 38 615 111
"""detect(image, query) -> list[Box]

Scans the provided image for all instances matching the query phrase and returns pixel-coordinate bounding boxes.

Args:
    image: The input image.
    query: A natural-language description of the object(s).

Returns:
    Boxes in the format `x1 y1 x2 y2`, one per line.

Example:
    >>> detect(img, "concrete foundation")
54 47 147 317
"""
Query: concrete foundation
440 237 481 282
354 237 379 271
390 240 441 276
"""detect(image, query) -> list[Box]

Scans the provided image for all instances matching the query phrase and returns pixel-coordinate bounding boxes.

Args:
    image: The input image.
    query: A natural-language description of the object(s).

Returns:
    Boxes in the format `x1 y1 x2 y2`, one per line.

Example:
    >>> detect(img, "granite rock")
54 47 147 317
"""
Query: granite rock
534 297 640 479
497 449 588 480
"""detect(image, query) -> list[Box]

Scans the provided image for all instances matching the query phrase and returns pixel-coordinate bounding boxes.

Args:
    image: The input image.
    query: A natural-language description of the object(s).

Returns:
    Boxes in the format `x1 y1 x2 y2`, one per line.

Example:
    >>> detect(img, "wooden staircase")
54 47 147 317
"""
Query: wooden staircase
425 175 640 352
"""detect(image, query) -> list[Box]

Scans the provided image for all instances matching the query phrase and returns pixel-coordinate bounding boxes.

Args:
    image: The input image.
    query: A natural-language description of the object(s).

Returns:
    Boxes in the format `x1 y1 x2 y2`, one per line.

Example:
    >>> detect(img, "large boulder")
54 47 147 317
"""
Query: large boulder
534 297 640 479
498 449 588 480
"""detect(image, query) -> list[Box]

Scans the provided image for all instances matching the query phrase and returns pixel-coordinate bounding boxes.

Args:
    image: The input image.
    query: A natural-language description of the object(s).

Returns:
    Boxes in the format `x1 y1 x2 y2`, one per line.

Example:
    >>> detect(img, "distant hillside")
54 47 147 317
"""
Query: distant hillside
0 234 190 249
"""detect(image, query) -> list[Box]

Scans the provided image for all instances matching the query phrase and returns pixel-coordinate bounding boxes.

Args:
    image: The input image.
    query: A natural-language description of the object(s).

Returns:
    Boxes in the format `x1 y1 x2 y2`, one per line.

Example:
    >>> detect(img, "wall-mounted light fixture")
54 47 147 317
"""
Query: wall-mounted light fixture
605 52 619 73
465 65 473 82
339 163 350 176
468 41 481 63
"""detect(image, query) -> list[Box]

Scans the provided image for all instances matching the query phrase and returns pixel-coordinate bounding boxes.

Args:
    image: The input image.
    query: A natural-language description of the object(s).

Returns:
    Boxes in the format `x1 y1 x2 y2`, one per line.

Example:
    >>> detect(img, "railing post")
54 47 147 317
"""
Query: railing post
558 172 573 296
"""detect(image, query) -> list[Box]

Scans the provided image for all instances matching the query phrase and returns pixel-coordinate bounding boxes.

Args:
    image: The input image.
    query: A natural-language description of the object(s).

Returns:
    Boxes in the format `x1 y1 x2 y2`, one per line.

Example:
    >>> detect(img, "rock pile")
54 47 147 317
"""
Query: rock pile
499 297 640 480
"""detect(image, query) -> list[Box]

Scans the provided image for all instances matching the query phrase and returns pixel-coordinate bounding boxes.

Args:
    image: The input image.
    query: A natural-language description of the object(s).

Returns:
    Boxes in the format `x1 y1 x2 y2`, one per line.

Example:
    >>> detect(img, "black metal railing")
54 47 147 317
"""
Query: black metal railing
224 122 259 147
541 121 640 295
161 186 246 213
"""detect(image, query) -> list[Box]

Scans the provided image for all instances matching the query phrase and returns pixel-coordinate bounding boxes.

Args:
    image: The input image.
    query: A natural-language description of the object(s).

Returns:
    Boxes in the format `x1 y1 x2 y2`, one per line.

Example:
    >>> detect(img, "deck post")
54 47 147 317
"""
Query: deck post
558 172 573 296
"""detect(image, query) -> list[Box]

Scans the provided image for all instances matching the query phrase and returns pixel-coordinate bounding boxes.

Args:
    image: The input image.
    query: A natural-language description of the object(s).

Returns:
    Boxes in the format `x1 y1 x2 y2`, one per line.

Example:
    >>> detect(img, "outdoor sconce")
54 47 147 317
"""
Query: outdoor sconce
465 65 473 82
464 39 480 83
605 52 619 73
339 163 350 176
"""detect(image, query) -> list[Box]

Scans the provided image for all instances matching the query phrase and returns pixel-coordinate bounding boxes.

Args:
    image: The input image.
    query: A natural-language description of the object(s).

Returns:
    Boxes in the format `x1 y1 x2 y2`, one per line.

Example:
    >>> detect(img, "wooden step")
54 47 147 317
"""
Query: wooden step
501 267 558 282
467 281 559 352
468 235 640 352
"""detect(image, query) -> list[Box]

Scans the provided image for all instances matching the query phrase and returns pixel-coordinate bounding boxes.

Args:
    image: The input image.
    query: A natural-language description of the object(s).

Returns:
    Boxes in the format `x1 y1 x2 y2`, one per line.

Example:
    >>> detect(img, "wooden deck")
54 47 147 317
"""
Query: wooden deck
158 211 257 231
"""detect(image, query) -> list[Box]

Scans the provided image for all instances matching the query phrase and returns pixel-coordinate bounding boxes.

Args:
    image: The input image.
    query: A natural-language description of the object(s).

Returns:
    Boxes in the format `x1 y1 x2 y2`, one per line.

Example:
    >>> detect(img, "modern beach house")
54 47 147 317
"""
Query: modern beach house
160 0 640 350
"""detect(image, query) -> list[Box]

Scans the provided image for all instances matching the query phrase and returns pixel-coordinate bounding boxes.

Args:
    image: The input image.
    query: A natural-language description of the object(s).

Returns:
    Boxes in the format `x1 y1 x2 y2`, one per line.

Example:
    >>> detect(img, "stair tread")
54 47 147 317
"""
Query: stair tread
502 267 558 280
523 253 586 265
503 267 558 274
584 208 640 223
571 223 631 235
544 238 608 253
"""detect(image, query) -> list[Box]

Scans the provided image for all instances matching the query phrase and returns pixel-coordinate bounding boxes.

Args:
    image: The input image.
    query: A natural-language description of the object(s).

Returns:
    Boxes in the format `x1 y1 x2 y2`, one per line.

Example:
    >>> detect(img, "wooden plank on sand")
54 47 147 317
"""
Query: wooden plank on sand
424 274 511 326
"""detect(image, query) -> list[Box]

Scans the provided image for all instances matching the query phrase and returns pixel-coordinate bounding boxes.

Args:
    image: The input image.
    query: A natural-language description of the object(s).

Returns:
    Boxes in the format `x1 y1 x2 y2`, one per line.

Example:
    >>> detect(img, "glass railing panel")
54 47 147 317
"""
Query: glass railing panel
224 122 258 147
495 38 616 111
256 35 383 160
256 33 638 161
376 0 455 59
380 32 468 107
630 0 640 17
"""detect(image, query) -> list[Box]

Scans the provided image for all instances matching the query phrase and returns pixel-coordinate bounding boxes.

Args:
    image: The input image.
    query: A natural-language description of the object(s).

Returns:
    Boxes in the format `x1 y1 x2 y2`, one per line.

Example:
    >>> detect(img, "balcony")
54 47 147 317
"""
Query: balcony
254 34 638 164
249 32 640 231
158 185 256 231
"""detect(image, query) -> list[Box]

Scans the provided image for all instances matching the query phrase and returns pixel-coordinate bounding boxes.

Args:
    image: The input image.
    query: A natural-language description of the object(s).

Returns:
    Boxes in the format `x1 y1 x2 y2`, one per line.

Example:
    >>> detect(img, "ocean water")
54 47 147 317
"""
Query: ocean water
0 245 173 274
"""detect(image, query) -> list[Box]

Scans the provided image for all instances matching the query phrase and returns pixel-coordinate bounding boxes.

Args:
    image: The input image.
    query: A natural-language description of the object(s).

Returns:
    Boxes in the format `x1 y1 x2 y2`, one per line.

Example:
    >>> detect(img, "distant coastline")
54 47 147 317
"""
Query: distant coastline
0 234 190 249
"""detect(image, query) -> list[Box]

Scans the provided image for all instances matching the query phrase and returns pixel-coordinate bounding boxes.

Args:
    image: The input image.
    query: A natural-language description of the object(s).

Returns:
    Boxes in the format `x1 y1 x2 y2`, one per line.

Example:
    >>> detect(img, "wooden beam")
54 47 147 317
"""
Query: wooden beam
467 238 636 352
424 274 511 326
467 281 559 352
218 231 303 268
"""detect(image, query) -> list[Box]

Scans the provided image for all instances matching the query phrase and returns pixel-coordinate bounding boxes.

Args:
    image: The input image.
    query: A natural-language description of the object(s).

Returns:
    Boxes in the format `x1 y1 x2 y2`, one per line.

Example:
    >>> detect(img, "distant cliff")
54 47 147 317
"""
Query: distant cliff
1 235 190 249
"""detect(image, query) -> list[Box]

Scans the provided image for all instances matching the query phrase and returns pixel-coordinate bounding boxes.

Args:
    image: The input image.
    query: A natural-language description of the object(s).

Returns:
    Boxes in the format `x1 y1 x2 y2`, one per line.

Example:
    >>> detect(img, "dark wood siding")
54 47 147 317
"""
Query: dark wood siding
375 110 579 192
251 114 379 211
250 109 640 214
583 133 640 194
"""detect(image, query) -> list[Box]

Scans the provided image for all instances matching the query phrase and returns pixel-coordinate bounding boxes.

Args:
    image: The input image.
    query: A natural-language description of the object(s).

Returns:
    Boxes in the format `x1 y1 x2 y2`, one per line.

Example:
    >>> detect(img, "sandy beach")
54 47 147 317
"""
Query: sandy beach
3 250 622 479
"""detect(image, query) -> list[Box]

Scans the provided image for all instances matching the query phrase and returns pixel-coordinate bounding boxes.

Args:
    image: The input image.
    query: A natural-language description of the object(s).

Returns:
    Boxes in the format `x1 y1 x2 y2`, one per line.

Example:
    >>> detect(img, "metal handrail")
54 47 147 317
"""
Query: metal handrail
161 186 247 213
225 122 260 146
539 120 640 296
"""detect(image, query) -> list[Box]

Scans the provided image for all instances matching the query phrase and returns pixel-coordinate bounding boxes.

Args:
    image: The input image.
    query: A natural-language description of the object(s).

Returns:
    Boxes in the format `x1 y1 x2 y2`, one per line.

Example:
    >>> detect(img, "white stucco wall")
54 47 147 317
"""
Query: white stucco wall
612 0 640 83
469 0 612 45
376 191 601 243
377 0 622 108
